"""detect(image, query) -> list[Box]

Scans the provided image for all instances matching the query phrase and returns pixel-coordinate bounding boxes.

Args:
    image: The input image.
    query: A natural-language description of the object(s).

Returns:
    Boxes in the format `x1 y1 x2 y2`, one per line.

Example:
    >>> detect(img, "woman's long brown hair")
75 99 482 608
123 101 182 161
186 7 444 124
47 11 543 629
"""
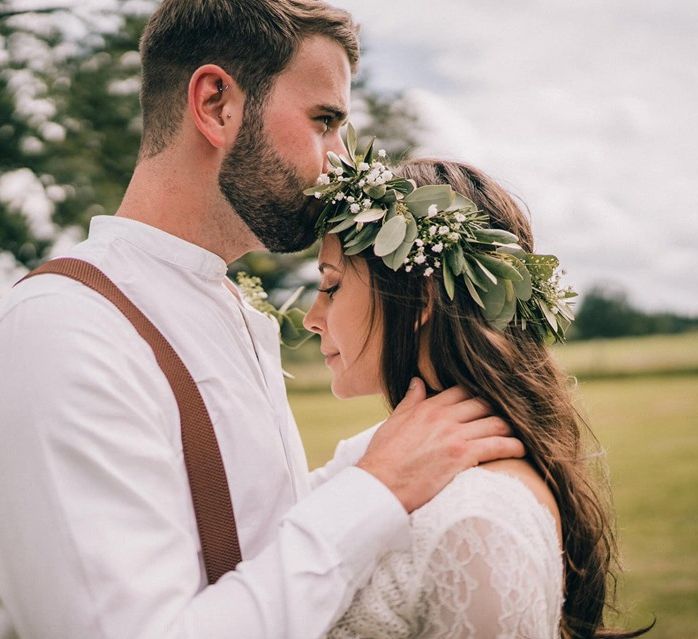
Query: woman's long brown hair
349 159 652 639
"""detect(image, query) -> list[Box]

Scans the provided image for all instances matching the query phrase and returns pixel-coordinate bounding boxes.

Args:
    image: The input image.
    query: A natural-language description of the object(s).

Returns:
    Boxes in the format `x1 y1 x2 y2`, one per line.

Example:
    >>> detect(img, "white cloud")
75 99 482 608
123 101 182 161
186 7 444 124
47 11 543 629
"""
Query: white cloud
335 0 698 314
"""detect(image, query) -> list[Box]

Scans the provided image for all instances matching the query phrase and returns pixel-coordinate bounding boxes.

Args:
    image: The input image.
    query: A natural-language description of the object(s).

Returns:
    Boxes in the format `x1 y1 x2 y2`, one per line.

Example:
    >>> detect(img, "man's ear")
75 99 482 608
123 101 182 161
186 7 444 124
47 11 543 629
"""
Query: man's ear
187 64 244 149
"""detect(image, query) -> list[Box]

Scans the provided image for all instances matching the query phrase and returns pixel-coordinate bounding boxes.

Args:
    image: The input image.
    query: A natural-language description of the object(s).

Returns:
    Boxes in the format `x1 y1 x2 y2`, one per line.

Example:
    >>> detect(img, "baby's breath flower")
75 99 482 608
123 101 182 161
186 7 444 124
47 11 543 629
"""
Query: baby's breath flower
414 253 427 265
427 204 439 218
314 192 322 199
317 174 330 185
432 243 444 253
429 226 437 236
438 225 449 235
378 149 387 157
448 232 460 242
358 179 366 187
405 265 413 272
383 170 393 181
358 162 370 171
424 267 434 277
346 196 355 203
333 167 344 176
350 203 361 214
454 213 466 223
335 192 345 201
415 239 424 248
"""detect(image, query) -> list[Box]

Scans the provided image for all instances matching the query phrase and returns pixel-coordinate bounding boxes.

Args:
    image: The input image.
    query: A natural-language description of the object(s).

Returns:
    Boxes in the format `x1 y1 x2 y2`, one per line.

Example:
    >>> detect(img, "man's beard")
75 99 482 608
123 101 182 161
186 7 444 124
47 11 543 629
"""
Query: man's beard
218 105 322 253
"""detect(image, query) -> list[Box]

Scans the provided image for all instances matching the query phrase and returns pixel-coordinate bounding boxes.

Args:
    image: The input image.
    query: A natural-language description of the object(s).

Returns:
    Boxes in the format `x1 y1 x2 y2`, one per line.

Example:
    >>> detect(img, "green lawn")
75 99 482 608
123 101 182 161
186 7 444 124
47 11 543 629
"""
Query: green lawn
289 371 698 638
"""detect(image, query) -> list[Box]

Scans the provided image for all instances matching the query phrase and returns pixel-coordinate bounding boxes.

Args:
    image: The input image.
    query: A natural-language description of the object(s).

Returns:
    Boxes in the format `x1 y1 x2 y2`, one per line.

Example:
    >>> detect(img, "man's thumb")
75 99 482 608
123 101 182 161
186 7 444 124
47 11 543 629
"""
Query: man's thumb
394 377 426 414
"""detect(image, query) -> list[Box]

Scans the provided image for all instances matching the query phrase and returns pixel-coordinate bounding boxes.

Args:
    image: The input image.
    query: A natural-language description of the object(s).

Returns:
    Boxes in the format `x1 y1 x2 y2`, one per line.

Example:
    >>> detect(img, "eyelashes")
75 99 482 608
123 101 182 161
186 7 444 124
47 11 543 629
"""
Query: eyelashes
318 284 340 299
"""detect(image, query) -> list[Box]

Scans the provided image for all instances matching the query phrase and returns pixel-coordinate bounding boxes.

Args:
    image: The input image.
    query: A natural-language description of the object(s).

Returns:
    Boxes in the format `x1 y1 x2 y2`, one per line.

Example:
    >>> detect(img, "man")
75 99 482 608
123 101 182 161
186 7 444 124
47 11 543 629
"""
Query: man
0 2 523 637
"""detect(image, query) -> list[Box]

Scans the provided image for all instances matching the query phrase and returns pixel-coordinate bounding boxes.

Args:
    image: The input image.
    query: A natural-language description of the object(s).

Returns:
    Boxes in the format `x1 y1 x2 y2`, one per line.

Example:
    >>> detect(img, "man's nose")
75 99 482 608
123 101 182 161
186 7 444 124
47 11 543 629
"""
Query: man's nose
323 130 348 172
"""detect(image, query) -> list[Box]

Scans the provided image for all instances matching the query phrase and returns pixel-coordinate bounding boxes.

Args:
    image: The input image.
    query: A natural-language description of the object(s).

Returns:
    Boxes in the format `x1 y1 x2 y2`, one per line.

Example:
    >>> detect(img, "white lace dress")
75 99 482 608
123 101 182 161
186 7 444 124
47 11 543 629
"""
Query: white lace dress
326 467 564 639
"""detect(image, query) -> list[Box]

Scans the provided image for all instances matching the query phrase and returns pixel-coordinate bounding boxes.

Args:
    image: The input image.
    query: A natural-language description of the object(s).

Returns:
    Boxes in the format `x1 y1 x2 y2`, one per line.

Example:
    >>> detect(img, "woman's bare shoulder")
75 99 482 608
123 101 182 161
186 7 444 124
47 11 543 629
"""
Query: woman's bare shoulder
478 458 563 546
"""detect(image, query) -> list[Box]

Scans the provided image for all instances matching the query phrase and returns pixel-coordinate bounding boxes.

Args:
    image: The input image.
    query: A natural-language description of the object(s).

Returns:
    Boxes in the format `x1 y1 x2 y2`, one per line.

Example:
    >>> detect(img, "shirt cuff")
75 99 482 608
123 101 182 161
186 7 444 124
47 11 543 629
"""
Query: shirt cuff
284 465 410 586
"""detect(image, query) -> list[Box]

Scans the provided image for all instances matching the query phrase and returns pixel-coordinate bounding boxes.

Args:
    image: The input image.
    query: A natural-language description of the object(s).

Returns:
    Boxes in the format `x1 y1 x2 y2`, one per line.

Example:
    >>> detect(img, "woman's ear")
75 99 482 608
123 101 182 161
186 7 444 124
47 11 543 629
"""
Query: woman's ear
187 64 244 149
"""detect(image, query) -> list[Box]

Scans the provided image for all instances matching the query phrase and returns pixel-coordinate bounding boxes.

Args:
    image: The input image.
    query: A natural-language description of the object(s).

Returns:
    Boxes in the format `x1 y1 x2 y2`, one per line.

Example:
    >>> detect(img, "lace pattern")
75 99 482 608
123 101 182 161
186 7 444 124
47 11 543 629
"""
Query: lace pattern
327 468 563 639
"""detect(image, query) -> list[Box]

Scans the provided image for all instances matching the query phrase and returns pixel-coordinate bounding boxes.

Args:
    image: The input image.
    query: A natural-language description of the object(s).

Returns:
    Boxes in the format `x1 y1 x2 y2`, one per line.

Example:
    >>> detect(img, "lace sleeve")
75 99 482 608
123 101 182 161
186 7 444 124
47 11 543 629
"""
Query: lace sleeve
419 515 559 639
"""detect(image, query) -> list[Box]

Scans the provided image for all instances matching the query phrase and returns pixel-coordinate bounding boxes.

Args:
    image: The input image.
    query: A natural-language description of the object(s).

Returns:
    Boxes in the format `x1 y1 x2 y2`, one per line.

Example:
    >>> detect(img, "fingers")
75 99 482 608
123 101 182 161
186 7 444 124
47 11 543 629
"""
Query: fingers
422 384 471 407
450 398 496 424
459 416 512 440
465 436 526 466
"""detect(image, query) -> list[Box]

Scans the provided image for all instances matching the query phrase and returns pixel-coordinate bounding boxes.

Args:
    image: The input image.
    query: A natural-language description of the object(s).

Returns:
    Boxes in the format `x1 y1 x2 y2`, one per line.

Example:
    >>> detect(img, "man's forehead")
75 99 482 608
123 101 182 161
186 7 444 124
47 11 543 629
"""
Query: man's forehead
275 35 351 107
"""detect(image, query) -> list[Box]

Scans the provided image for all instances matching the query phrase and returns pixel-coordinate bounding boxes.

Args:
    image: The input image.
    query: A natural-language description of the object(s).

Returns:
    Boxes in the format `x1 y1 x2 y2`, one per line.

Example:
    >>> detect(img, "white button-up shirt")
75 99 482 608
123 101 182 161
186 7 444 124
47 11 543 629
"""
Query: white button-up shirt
0 216 408 639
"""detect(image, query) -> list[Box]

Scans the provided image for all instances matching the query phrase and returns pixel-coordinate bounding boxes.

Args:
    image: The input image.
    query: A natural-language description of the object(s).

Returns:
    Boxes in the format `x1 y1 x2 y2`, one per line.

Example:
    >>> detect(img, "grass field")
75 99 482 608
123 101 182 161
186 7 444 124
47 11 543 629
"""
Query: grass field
286 333 698 638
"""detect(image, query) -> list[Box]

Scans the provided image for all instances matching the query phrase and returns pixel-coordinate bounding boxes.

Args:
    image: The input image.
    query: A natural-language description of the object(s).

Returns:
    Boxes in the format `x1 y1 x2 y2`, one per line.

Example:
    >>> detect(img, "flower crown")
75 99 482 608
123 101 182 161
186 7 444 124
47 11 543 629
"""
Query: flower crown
304 124 576 343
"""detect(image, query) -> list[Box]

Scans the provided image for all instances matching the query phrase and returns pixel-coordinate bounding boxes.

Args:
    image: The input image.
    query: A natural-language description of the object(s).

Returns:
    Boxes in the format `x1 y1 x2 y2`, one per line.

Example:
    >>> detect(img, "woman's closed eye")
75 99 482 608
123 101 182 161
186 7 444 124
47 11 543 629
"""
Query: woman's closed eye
318 283 340 300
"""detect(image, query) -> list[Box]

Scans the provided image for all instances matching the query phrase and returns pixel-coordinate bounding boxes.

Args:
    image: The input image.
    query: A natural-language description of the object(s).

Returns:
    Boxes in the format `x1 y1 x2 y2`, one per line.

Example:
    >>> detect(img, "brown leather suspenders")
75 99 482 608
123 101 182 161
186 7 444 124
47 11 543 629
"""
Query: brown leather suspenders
16 257 241 584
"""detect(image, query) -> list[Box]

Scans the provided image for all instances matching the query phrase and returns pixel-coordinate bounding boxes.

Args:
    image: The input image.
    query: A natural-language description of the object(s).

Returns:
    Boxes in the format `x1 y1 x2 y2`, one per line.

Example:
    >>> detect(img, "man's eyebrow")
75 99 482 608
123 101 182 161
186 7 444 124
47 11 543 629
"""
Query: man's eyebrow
318 262 340 274
316 105 349 124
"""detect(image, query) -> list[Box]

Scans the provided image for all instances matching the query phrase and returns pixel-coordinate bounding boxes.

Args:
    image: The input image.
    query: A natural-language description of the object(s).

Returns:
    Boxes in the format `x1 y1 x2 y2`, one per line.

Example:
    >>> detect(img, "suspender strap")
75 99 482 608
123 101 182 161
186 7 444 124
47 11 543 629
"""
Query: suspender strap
16 257 242 583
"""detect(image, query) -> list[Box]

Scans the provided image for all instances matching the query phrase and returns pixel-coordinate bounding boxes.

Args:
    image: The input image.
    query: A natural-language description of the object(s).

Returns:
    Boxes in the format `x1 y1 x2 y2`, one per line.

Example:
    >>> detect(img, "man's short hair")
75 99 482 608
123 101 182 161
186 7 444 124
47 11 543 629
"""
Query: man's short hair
139 0 359 158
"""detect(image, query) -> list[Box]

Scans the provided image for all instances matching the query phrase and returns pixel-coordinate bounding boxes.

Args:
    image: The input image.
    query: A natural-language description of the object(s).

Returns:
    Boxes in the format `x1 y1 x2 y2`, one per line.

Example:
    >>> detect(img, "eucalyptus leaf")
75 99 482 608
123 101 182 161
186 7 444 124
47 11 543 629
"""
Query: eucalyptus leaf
346 122 357 161
374 215 407 256
446 192 477 212
482 280 506 321
328 216 356 234
343 224 374 248
496 244 527 259
365 184 387 199
463 274 485 309
477 253 524 282
353 207 386 223
327 151 343 169
472 256 498 285
446 243 467 276
510 257 532 301
362 137 375 165
383 214 418 270
538 298 558 331
492 280 517 329
443 261 455 300
344 232 377 256
475 229 519 245
390 178 417 196
404 185 455 217
463 257 491 291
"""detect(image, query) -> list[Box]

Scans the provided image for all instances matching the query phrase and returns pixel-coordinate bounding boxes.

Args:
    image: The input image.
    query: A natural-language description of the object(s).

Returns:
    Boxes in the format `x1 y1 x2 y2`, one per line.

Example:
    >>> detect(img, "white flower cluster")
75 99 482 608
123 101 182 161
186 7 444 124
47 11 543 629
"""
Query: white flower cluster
403 206 467 277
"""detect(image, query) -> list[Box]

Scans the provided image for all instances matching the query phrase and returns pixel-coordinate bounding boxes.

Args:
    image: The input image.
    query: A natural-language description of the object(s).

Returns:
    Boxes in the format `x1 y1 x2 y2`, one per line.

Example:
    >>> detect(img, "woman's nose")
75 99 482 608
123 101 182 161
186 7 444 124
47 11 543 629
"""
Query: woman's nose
303 296 324 335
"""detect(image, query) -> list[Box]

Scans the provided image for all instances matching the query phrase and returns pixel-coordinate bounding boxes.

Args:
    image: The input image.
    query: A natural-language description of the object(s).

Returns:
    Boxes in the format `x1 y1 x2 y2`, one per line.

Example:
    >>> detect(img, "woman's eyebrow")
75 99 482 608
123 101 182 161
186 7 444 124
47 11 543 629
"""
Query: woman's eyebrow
318 262 340 274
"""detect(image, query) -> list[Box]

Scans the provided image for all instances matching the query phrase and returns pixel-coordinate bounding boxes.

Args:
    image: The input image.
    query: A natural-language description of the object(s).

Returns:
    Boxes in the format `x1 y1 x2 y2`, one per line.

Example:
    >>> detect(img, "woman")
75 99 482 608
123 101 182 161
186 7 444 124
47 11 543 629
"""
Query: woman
302 150 649 638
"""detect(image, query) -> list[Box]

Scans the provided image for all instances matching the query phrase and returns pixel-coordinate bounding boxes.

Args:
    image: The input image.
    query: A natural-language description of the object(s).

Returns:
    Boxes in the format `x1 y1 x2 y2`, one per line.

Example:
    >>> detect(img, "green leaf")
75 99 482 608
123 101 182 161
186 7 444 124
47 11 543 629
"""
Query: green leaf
353 207 386 223
404 185 455 217
463 257 491 291
391 178 417 196
496 244 527 259
525 254 559 281
443 260 455 300
463 274 485 309
383 214 418 270
346 122 358 161
482 280 506 321
510 257 532 301
492 280 517 329
477 253 524 282
446 244 467 276
344 232 377 256
374 215 407 257
446 192 478 212
362 137 375 165
327 151 343 169
365 184 387 199
343 224 374 248
328 216 356 234
472 256 498 285
538 298 558 332
474 229 520 245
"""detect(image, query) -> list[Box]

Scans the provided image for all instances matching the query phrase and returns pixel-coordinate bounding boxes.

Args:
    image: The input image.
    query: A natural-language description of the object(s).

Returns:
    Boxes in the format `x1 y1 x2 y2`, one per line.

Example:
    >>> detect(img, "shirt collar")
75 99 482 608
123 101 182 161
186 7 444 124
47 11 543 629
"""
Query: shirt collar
88 215 229 280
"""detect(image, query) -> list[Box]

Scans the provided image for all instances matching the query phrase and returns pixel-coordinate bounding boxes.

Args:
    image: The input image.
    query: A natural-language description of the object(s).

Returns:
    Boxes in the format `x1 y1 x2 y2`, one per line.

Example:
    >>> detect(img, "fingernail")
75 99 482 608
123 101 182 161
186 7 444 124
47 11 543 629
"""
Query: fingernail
409 377 417 389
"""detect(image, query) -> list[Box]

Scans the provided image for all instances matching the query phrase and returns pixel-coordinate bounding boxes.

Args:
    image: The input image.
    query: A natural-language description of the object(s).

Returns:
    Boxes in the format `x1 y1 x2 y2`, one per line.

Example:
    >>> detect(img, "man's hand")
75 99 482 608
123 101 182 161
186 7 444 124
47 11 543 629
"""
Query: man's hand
356 378 525 513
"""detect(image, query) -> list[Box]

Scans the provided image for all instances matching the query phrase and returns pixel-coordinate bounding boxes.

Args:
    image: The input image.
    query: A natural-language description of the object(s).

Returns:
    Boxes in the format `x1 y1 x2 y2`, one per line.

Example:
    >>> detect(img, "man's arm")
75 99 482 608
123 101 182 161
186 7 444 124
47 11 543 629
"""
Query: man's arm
0 290 408 639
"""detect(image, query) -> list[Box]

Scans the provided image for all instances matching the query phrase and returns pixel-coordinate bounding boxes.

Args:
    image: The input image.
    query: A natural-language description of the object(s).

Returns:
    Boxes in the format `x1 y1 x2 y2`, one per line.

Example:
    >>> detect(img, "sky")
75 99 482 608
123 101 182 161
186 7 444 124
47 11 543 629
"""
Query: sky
1 0 696 313
336 0 698 314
